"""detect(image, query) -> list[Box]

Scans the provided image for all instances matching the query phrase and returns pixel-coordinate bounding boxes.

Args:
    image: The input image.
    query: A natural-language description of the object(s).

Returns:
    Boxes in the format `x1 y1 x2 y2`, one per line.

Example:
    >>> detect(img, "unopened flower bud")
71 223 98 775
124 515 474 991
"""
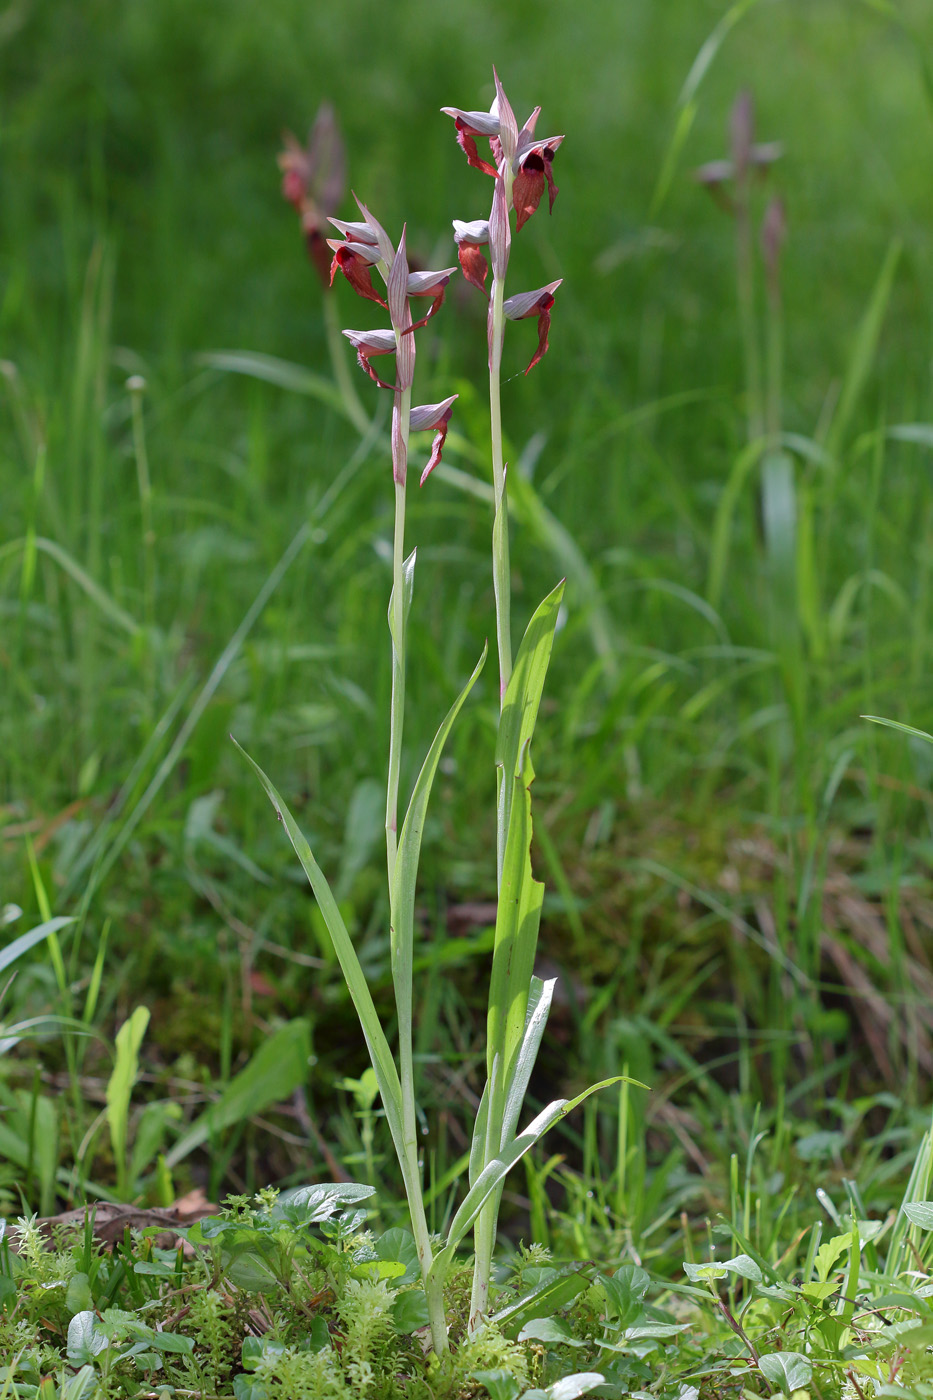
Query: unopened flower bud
489 176 511 283
492 69 519 168
387 231 415 391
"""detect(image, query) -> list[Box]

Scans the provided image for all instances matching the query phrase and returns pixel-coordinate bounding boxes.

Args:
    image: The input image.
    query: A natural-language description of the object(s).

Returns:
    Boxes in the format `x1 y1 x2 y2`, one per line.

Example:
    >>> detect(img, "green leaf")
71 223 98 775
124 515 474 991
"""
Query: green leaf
276 1181 376 1226
196 350 347 418
825 239 901 458
683 1262 727 1283
470 1371 522 1400
496 581 564 791
432 1076 627 1282
719 1254 763 1283
164 1018 312 1168
375 1228 421 1286
758 1351 813 1393
501 976 555 1145
67 1311 108 1364
392 1287 430 1334
815 1232 852 1282
904 1202 933 1229
149 1331 194 1355
106 1006 150 1198
526 1375 607 1400
493 1262 596 1338
391 645 487 1088
133 1260 175 1278
0 917 74 978
484 746 544 1166
234 743 406 1160
863 716 933 747
65 1272 94 1315
388 546 416 651
517 1316 579 1345
63 1368 100 1400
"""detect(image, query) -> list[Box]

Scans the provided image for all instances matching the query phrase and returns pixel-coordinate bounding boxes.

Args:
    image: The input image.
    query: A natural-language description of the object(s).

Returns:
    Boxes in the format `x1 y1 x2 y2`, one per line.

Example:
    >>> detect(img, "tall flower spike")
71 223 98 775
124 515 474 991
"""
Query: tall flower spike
503 280 562 374
278 101 347 285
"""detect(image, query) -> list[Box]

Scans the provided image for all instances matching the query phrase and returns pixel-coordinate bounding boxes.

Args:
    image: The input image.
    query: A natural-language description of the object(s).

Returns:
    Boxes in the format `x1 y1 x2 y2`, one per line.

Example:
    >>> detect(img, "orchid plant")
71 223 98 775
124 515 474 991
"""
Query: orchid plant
242 70 636 1359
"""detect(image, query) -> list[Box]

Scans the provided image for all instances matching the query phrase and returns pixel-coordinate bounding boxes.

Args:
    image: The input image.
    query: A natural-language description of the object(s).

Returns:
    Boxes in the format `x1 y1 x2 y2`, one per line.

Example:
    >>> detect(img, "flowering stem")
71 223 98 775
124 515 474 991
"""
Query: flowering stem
735 177 764 444
386 411 409 886
386 369 447 1351
489 273 513 711
471 161 515 1338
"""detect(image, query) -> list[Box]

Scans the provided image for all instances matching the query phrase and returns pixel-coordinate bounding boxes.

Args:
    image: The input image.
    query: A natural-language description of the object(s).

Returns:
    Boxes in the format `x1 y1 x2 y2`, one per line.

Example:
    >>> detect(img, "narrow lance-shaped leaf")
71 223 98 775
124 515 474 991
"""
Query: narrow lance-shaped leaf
496 580 565 845
0 917 74 978
233 742 406 1159
429 1075 633 1285
469 1076 491 1187
388 547 416 652
391 646 488 1083
500 975 555 1147
487 742 544 1107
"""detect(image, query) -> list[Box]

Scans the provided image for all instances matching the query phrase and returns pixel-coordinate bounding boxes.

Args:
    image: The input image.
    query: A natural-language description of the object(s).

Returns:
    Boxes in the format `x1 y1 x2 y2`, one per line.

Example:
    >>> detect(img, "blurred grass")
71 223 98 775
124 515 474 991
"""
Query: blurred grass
3 0 933 1205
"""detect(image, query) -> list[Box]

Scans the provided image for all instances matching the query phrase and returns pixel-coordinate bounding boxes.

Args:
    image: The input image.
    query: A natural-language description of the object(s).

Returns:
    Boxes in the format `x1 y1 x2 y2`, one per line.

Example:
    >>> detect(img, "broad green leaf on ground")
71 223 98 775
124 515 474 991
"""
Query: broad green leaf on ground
758 1351 813 1393
525 1374 607 1400
275 1182 376 1226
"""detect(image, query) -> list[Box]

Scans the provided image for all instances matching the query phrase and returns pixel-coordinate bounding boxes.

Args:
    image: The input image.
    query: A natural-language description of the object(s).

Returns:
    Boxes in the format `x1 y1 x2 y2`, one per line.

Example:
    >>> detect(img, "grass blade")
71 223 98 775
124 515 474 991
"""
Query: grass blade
0 917 73 978
825 239 901 459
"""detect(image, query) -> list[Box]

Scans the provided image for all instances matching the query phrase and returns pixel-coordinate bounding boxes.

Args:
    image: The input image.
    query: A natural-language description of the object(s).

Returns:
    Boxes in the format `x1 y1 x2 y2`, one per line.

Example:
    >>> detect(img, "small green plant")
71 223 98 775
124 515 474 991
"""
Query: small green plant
240 69 642 1358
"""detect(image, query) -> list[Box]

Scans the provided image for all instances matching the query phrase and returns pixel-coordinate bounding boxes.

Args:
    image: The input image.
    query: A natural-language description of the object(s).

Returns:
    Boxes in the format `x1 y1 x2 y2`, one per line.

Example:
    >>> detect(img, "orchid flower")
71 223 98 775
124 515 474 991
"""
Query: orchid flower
277 102 347 286
504 280 562 375
694 89 782 214
329 199 457 486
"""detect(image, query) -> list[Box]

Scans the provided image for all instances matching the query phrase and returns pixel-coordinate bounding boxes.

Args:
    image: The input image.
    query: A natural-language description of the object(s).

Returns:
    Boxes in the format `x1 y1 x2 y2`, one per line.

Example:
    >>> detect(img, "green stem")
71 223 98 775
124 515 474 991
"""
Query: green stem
489 273 513 710
735 181 763 444
386 456 409 886
384 370 446 1350
472 161 515 1338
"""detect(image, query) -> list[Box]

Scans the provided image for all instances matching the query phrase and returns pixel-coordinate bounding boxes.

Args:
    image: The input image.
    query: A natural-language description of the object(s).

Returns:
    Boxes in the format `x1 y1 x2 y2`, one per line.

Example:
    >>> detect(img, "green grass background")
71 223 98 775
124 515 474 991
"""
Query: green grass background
3 0 933 1213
